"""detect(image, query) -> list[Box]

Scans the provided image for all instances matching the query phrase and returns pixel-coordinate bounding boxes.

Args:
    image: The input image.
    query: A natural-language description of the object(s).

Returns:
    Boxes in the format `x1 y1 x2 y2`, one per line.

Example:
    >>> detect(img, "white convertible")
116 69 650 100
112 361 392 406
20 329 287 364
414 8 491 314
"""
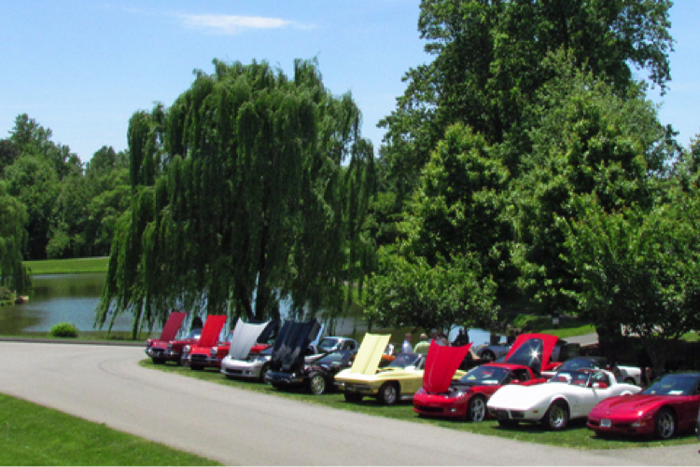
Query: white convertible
487 368 641 430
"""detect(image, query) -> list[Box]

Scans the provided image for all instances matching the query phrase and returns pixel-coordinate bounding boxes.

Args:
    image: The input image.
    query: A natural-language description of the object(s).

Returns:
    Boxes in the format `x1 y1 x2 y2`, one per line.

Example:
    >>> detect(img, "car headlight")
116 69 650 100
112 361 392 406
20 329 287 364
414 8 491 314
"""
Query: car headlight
167 343 173 350
210 347 218 357
183 345 190 354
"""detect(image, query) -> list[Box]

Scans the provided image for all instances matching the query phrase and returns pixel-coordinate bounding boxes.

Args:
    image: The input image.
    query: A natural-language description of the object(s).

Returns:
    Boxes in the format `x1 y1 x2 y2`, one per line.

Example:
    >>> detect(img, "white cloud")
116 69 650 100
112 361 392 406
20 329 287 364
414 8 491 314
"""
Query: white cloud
178 14 304 35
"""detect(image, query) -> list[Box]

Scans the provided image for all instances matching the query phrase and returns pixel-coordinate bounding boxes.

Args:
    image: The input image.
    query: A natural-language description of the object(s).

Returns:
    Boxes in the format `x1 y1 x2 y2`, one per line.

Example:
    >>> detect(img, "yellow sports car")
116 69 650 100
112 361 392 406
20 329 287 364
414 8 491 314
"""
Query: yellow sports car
336 333 467 405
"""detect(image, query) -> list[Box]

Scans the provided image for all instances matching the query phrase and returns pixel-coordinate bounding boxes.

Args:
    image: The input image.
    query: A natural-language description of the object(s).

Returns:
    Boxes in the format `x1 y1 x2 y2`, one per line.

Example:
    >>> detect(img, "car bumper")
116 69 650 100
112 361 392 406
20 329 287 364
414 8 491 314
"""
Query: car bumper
264 371 306 387
146 347 181 362
587 416 655 436
413 393 466 418
187 354 222 368
337 381 380 396
221 360 263 379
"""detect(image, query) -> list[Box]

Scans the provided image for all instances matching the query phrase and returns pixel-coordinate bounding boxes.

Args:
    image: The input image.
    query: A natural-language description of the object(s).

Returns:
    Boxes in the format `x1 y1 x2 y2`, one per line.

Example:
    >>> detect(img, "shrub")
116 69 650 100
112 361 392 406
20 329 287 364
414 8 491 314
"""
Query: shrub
49 323 79 338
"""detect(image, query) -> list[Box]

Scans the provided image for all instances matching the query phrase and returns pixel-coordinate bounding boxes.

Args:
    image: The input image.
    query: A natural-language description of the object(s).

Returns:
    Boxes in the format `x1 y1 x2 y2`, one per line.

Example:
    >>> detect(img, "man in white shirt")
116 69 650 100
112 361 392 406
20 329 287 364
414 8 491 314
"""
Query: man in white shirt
402 332 413 353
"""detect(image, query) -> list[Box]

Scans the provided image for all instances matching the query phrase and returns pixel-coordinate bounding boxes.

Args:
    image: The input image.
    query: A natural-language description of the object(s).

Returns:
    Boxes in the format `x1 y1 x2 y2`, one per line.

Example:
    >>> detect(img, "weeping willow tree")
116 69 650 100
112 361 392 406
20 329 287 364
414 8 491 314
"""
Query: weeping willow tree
97 59 376 337
0 180 30 295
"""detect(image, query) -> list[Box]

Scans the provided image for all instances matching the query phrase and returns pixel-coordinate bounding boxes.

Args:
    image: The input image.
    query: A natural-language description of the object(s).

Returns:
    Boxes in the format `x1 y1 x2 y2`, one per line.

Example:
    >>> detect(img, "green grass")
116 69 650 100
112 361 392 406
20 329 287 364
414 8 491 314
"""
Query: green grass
24 257 109 275
0 393 219 466
142 360 697 450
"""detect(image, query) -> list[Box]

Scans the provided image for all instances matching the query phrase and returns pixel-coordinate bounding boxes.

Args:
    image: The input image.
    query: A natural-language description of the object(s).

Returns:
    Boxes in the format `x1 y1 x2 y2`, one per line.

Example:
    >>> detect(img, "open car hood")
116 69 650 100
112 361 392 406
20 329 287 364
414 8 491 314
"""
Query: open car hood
228 318 271 360
159 311 186 341
502 333 558 375
198 315 228 347
422 342 472 393
347 333 391 376
271 319 321 372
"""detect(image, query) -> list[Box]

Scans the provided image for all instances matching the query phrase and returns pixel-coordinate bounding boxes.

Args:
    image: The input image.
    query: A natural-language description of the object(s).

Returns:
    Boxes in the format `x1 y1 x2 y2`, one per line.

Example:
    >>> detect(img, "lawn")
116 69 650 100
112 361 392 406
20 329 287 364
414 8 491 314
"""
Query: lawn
23 257 109 275
141 360 697 450
0 393 219 466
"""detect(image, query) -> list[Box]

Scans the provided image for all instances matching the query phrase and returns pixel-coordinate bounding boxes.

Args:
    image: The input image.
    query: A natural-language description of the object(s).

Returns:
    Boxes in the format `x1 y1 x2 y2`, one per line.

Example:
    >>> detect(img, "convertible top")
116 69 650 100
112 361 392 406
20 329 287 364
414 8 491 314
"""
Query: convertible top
228 318 271 360
348 333 391 376
198 315 228 348
422 341 472 393
270 319 321 372
159 311 186 341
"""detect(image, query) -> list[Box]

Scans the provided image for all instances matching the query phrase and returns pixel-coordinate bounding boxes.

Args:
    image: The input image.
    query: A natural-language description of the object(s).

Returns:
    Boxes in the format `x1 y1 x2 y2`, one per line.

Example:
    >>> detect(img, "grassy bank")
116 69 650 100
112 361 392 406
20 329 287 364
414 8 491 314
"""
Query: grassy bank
24 256 109 275
142 360 696 450
0 393 219 466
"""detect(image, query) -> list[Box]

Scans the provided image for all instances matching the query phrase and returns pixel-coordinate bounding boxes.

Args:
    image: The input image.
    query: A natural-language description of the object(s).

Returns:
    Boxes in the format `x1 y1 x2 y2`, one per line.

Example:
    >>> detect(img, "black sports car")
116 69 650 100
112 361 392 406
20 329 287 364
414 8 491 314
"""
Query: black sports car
266 349 356 395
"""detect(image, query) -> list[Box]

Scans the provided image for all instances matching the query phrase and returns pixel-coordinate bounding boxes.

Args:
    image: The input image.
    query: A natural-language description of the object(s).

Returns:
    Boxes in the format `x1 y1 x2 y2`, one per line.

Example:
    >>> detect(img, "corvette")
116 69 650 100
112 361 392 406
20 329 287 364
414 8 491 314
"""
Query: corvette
145 311 201 365
181 315 228 370
487 368 641 430
588 372 700 439
335 333 462 405
414 333 557 422
264 319 322 388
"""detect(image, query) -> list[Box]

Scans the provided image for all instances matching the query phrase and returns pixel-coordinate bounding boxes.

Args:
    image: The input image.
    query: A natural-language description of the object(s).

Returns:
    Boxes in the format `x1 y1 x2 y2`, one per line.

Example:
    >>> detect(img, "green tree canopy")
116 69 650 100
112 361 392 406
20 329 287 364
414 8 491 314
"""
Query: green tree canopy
0 180 29 293
98 59 376 337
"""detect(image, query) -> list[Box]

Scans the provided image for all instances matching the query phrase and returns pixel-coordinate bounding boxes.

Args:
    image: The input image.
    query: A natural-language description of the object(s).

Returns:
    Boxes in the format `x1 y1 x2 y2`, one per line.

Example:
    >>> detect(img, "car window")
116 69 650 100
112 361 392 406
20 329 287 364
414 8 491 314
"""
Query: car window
460 365 510 385
388 353 420 369
318 338 340 352
643 374 700 396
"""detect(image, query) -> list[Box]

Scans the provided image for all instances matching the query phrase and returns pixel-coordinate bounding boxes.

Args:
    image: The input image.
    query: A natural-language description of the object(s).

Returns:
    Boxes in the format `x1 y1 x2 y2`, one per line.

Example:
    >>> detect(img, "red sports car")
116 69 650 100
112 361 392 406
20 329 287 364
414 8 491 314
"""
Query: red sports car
413 333 558 422
145 311 201 364
181 315 228 370
588 372 700 439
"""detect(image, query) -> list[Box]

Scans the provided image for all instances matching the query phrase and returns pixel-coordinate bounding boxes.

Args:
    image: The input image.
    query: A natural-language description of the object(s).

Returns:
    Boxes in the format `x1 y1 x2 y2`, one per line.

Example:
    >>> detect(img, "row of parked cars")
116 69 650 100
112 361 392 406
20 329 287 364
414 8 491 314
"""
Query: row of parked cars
145 312 700 440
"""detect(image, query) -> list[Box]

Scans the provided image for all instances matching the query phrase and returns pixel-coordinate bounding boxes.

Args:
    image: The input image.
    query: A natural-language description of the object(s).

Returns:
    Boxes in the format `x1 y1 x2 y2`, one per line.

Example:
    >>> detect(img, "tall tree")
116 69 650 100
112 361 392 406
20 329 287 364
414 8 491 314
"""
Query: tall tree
97 59 376 337
0 181 29 293
380 0 673 199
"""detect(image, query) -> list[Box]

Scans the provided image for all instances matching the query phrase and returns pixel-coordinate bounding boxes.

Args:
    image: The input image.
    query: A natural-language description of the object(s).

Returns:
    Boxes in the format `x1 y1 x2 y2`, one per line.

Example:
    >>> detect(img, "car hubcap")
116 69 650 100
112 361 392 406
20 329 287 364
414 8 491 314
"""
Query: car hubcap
659 412 674 438
470 398 486 422
550 406 566 429
384 386 397 404
311 376 325 394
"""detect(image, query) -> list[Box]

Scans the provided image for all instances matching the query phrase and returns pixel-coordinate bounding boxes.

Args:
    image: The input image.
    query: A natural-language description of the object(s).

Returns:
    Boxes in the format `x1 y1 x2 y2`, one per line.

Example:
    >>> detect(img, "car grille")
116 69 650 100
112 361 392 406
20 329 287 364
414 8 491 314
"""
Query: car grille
491 409 525 420
190 355 207 363
224 368 243 375
150 349 164 356
415 405 444 414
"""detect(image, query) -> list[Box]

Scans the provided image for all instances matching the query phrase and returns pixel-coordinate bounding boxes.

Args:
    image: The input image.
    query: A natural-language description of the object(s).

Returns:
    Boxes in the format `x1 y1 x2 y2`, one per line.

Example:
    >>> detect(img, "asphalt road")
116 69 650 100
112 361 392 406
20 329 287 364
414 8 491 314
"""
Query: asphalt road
0 341 696 465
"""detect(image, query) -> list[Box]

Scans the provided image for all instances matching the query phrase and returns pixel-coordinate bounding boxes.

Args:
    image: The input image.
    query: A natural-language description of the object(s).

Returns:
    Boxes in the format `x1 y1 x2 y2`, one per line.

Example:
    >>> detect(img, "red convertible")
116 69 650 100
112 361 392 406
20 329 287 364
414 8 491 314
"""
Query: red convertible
181 315 228 370
145 311 202 365
588 372 700 439
413 333 558 422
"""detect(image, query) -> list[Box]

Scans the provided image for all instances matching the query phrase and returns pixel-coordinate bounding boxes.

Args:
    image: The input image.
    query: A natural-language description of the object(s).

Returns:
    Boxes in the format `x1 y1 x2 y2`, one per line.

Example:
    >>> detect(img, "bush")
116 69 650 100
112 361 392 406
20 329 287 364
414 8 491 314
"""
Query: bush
49 323 79 338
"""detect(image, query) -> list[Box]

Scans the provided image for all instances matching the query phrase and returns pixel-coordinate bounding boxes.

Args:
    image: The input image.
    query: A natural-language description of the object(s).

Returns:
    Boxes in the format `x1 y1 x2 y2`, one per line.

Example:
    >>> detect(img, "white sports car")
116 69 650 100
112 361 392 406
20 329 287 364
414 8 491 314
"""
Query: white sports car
487 368 641 430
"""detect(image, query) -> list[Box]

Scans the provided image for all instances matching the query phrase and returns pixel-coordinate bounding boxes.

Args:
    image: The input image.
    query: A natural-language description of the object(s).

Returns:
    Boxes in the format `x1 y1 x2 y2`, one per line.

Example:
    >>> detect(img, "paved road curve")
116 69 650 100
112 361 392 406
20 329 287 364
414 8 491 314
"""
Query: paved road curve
0 342 696 465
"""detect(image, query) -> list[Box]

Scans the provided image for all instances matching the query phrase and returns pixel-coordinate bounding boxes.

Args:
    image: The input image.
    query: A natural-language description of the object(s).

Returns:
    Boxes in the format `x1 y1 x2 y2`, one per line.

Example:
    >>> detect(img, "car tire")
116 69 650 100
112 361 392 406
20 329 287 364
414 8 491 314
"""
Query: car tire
378 382 399 405
344 392 363 402
466 395 487 422
258 363 270 383
481 350 496 362
543 400 569 430
655 408 676 439
308 374 327 395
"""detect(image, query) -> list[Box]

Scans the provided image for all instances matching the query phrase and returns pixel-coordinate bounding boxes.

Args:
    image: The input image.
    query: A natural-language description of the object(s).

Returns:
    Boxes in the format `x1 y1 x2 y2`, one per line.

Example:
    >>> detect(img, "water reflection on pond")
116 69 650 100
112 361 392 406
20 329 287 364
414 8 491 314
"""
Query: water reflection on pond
0 273 501 346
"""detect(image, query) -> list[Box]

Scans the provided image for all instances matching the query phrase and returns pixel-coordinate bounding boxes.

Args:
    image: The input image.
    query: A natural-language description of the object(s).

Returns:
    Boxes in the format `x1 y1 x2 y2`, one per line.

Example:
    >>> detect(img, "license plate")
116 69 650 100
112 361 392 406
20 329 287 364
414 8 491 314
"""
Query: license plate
601 419 611 428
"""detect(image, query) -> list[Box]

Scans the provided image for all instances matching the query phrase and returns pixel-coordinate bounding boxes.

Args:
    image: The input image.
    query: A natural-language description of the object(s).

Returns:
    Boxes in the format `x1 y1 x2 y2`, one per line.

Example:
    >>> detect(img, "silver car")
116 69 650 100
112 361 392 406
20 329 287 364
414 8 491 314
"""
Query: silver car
220 346 273 382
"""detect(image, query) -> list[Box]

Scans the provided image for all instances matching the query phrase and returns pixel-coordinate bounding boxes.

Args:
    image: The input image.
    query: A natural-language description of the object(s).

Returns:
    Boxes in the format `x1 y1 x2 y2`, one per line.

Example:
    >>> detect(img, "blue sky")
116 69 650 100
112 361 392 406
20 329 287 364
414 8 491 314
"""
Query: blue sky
1 1 698 163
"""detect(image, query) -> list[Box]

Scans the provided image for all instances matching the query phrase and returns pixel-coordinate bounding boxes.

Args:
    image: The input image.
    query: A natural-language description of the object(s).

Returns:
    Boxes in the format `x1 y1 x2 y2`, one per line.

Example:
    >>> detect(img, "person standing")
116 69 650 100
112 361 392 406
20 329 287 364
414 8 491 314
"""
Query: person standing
402 333 413 353
414 334 430 354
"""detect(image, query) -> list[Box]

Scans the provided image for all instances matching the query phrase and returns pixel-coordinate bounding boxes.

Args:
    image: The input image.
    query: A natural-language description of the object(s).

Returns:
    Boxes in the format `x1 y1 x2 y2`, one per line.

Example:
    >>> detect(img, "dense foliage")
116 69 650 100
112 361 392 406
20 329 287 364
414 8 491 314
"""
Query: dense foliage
97 59 376 337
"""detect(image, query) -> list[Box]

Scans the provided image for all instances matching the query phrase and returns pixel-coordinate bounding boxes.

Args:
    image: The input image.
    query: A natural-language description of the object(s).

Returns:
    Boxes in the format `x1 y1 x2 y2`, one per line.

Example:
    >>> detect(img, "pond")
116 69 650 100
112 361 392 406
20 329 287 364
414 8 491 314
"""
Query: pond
0 273 501 346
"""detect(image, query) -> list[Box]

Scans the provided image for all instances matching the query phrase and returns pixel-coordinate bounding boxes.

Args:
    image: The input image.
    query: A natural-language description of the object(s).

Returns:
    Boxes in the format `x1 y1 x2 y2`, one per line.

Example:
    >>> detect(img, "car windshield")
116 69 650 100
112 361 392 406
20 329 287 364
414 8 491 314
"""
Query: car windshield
388 353 421 369
506 338 545 373
318 338 341 352
558 358 604 372
187 329 202 339
548 370 592 387
459 365 510 385
318 350 349 365
642 374 700 396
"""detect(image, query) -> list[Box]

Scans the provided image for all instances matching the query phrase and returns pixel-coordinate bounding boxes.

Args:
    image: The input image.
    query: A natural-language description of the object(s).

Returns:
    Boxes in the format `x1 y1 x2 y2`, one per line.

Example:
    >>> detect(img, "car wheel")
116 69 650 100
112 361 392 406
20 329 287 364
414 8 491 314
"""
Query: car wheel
543 400 569 430
308 374 327 395
258 363 270 383
344 392 363 402
481 350 496 362
466 396 487 422
655 408 676 439
378 382 399 405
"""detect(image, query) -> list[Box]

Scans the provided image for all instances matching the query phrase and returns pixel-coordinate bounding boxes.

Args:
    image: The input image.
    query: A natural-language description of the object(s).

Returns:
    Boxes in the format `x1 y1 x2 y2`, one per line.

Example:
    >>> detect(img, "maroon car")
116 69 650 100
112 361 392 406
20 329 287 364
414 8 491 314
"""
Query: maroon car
588 372 700 439
145 311 201 364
